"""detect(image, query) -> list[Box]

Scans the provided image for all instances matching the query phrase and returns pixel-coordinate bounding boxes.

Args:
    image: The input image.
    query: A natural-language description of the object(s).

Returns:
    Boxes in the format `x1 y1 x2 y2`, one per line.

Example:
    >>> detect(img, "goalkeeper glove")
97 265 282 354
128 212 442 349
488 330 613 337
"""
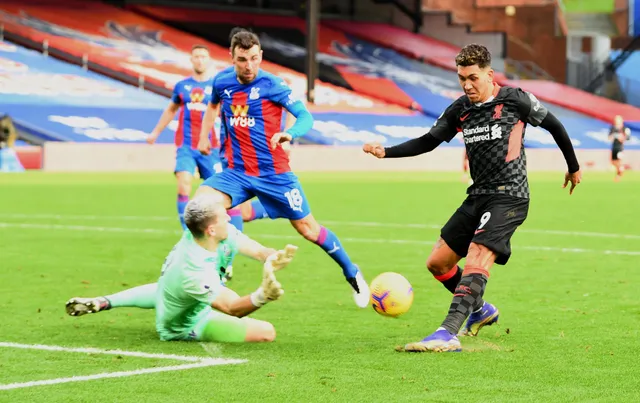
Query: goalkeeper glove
251 245 298 307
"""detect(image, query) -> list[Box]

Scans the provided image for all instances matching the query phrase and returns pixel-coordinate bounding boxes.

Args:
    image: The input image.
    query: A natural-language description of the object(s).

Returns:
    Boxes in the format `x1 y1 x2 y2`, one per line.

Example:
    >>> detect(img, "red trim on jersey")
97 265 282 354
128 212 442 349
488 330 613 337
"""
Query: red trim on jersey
189 108 201 149
261 99 290 174
175 107 185 147
224 130 234 169
232 91 260 176
506 120 524 162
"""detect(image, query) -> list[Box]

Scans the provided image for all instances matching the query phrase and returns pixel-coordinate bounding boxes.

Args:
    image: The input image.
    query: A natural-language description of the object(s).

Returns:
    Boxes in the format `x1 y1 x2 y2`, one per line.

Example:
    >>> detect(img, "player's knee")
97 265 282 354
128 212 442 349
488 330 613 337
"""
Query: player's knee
193 186 232 208
239 202 253 221
176 174 192 195
247 321 276 342
426 255 451 276
262 323 276 342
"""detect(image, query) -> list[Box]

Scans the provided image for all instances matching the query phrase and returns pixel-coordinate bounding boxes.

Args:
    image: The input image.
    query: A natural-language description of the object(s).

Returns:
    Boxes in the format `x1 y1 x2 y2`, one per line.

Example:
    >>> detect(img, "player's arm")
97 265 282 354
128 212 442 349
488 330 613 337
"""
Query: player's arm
147 101 180 144
148 83 183 144
182 268 260 318
516 90 581 193
210 246 298 317
363 103 460 158
197 76 222 155
269 83 313 149
197 102 219 155
236 231 278 262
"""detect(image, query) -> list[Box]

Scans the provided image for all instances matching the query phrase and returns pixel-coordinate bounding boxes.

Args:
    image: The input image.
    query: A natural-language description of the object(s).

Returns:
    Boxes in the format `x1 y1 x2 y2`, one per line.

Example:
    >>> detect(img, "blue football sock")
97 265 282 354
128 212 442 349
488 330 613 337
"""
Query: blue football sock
315 226 358 279
228 207 244 232
246 199 268 222
177 194 189 230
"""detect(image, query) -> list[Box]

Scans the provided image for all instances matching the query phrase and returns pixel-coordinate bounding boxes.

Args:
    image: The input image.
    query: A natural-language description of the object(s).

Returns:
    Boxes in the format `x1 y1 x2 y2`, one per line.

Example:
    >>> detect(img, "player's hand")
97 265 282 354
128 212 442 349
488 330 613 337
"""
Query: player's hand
281 140 292 157
146 133 159 145
563 169 582 195
197 138 212 155
270 132 293 150
265 245 298 272
257 245 297 302
362 142 385 158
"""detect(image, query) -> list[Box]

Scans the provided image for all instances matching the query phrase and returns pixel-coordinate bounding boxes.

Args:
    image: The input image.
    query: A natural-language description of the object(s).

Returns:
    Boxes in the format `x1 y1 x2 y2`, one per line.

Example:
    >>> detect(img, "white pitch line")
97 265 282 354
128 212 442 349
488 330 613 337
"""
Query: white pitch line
0 342 207 362
0 213 638 240
0 360 243 391
0 342 246 391
1 221 639 256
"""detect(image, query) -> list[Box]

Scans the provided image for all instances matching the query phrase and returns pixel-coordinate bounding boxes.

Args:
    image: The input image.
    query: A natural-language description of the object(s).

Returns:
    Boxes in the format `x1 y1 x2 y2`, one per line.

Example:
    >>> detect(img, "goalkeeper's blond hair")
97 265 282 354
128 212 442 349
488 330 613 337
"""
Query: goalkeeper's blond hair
184 193 225 239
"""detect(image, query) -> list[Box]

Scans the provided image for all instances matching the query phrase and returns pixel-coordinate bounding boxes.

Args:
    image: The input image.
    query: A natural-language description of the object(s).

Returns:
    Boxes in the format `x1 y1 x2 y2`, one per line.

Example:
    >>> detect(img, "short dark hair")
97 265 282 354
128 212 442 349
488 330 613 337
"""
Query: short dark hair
191 44 209 53
228 27 250 44
230 31 260 55
455 44 491 69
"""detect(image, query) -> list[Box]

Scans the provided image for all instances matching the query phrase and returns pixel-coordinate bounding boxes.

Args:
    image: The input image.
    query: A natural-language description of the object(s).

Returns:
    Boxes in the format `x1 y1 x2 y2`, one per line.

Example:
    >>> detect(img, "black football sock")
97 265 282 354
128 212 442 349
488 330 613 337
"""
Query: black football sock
440 273 487 335
435 265 486 309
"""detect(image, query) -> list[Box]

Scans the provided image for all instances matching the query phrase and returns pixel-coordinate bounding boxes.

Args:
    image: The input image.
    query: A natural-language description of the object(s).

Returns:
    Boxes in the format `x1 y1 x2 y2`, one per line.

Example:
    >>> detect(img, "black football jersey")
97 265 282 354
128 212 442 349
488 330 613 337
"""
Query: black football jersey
430 85 548 199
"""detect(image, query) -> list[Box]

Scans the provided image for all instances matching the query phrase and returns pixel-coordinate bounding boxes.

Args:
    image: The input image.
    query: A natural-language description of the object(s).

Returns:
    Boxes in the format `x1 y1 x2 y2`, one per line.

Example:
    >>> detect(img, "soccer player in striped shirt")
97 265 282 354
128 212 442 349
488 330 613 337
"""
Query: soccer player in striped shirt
195 30 370 308
147 44 222 230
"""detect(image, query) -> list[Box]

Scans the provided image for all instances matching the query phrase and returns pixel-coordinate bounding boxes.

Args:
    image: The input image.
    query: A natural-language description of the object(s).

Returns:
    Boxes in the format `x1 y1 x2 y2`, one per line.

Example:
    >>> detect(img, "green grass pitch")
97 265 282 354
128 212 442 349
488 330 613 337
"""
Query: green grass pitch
0 171 638 402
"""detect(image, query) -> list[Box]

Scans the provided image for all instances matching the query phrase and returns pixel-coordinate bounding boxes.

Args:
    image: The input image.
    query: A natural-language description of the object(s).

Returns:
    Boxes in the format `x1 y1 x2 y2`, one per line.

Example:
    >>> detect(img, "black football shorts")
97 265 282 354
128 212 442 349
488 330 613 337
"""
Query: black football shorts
440 194 529 265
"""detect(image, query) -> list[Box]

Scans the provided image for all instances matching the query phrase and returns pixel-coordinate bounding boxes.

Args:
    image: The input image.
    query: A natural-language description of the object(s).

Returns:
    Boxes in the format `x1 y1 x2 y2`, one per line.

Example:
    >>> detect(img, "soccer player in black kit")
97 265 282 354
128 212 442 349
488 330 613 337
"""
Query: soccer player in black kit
363 44 582 352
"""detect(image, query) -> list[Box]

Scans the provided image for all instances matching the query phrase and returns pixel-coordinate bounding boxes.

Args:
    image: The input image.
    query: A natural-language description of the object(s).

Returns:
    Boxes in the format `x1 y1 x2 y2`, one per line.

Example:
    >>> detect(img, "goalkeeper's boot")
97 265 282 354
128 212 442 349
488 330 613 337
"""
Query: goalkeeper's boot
404 328 462 353
459 302 499 337
65 297 111 317
348 267 370 309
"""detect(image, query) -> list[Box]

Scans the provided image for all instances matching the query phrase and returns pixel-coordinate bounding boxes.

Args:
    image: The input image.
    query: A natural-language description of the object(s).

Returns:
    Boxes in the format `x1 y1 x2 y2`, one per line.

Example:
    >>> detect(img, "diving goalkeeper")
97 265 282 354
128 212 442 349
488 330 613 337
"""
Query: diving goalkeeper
66 193 297 343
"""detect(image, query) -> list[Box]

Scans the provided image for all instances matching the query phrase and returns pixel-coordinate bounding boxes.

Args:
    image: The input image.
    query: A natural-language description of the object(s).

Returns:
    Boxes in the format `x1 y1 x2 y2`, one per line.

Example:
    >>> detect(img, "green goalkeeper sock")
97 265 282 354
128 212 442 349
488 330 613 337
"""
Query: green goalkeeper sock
105 283 157 309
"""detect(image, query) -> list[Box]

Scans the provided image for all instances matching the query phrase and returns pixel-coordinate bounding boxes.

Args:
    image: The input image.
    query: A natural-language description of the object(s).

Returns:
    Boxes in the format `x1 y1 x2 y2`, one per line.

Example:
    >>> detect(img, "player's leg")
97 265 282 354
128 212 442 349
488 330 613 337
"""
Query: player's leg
251 173 370 308
240 199 269 222
195 169 252 210
405 195 529 353
425 198 489 310
194 151 245 232
190 306 276 343
174 147 198 230
66 283 157 316
612 150 623 181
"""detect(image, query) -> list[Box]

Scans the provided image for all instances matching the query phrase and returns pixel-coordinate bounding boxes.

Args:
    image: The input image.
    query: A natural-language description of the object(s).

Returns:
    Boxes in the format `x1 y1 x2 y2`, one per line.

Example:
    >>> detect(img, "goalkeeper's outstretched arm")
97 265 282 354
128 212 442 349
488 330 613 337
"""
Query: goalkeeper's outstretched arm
211 245 298 318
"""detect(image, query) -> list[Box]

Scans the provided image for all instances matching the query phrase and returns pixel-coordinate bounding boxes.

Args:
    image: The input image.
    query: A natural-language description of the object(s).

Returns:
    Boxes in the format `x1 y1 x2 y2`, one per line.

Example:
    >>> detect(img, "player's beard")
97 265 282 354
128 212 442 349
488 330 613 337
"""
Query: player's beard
193 67 206 75
237 70 256 84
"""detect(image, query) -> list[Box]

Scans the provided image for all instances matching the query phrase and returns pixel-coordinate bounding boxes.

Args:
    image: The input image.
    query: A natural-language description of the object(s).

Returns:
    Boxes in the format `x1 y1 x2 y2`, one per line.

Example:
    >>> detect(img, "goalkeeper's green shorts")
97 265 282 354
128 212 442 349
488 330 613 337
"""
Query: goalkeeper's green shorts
191 309 248 343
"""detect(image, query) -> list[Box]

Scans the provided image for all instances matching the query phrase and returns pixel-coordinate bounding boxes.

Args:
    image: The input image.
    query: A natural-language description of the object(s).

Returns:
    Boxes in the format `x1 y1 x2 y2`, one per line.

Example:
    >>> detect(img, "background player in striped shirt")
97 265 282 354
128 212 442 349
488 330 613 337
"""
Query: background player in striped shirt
195 31 370 308
147 44 221 230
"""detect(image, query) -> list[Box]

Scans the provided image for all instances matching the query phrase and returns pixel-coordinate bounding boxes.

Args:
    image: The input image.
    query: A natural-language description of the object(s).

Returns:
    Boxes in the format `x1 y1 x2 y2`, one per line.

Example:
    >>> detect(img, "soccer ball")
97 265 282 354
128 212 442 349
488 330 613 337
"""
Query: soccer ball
369 272 414 317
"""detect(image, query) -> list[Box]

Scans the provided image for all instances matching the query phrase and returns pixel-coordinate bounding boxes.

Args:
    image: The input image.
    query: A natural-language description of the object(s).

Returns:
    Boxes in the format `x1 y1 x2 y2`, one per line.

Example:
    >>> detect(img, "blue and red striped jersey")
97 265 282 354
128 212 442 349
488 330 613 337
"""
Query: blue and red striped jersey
212 69 298 176
171 77 219 149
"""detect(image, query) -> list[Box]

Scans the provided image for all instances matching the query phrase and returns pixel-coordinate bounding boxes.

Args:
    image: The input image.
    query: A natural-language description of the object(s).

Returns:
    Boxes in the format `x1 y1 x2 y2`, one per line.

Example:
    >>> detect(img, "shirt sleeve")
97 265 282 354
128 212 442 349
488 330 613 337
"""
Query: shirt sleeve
514 89 548 126
269 78 312 139
269 78 296 107
182 266 223 306
430 100 463 143
209 75 221 105
171 82 182 105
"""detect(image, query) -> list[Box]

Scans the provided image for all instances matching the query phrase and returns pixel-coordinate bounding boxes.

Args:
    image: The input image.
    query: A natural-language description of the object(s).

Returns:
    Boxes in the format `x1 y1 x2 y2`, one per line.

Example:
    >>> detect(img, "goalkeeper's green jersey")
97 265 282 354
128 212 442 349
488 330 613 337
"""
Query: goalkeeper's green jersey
155 224 245 340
